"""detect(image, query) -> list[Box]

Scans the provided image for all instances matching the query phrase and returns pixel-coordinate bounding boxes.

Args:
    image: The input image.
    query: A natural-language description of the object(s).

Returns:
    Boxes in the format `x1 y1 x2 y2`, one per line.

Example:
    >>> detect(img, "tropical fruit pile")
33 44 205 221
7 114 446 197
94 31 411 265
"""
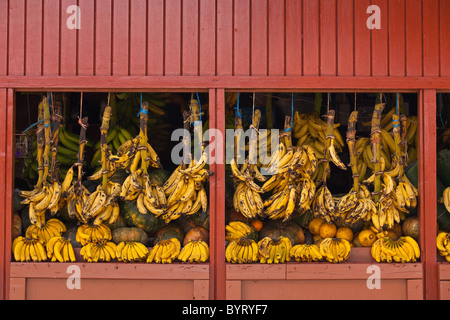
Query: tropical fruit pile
226 93 422 264
13 93 210 264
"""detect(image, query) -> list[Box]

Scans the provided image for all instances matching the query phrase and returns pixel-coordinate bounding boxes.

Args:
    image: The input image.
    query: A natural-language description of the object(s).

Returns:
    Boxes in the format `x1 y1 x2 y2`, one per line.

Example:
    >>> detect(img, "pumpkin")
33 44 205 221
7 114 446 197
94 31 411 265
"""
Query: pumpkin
148 169 170 186
12 212 22 240
153 222 185 245
183 226 209 246
106 214 126 230
108 168 130 185
402 216 420 240
259 220 305 245
121 199 165 235
227 208 247 223
112 227 149 245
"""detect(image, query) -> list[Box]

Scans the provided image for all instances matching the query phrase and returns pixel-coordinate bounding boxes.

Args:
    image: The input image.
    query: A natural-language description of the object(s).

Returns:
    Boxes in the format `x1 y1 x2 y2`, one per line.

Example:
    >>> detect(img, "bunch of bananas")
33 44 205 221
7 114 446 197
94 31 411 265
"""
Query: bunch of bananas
160 157 209 223
437 232 450 261
177 240 210 263
319 238 351 263
336 111 377 226
257 236 292 264
293 112 345 161
226 238 259 264
440 128 450 148
371 236 420 263
76 223 112 246
46 236 76 262
12 236 47 262
25 219 67 246
439 187 450 213
147 238 181 263
225 221 256 242
81 239 117 262
290 244 323 262
90 126 136 171
310 111 348 224
116 241 148 262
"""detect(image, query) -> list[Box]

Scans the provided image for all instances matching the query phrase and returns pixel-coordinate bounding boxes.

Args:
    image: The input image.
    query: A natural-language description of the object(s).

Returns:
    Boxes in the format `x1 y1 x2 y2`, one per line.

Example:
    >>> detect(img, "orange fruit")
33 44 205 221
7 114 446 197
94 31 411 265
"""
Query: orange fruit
358 229 377 247
336 227 354 242
251 220 263 232
319 222 337 239
308 217 325 236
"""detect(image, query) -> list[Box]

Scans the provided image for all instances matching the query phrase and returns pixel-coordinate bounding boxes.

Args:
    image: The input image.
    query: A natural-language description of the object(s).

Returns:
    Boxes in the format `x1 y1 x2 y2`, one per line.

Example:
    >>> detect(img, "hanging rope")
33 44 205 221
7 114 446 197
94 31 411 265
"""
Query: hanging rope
137 92 148 117
235 93 242 119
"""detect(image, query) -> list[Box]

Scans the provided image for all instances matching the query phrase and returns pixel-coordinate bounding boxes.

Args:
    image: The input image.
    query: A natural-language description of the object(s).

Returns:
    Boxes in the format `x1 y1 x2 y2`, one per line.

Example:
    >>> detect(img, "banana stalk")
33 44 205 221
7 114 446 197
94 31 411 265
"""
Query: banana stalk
182 110 191 167
100 106 112 190
249 109 261 170
50 104 62 183
392 114 404 178
371 103 385 202
190 99 203 163
139 101 149 174
76 117 89 190
234 112 243 162
347 111 360 191
42 97 52 185
35 100 45 189
322 110 335 186
282 115 293 149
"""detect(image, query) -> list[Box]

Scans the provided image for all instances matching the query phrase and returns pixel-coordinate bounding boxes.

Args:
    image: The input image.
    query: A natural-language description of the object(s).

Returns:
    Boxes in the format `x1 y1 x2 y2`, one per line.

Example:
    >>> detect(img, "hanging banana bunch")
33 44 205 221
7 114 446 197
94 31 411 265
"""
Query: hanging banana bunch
19 97 55 228
160 99 210 223
336 111 377 226
80 105 121 226
231 109 266 220
311 110 346 223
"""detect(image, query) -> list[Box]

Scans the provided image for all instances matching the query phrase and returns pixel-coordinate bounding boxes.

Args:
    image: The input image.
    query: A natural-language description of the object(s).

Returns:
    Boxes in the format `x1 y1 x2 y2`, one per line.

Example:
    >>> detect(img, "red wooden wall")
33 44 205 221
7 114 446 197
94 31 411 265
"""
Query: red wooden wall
1 0 449 78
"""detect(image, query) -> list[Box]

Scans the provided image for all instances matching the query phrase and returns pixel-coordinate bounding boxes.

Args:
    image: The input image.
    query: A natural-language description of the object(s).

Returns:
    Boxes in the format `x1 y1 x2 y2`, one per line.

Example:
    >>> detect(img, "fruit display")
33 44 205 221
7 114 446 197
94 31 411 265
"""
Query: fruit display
14 92 210 265
371 236 420 263
226 238 259 264
257 236 292 264
225 92 422 265
440 187 450 213
437 231 450 261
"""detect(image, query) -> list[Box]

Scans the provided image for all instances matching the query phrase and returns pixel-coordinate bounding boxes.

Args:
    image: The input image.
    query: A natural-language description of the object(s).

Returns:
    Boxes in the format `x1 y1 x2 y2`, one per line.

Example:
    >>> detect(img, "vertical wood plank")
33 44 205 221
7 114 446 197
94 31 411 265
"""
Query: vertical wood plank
25 0 43 75
216 0 233 76
8 0 25 75
5 88 14 301
164 0 182 76
268 0 285 76
440 0 450 76
302 0 319 76
371 0 388 76
422 0 439 76
60 0 77 76
199 0 216 76
0 0 7 75
354 0 371 76
0 89 6 300
251 0 267 76
233 0 250 76
214 88 226 300
147 0 164 76
112 0 129 76
182 0 199 76
319 0 336 76
9 278 26 300
407 280 424 300
129 0 147 76
193 280 209 300
336 0 353 76
226 281 242 300
388 0 406 76
405 0 422 76
77 0 95 76
419 90 439 300
95 0 112 76
43 0 60 75
285 0 302 76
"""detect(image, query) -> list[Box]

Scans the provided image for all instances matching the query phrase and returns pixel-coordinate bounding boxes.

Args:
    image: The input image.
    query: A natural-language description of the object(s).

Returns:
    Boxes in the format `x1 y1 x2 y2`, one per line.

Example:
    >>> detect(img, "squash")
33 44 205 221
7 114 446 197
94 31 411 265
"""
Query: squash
109 168 130 185
12 212 22 240
64 225 83 248
121 199 165 235
148 169 170 186
153 222 185 245
402 216 420 240
259 220 305 245
183 226 209 246
191 206 210 229
112 227 149 245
